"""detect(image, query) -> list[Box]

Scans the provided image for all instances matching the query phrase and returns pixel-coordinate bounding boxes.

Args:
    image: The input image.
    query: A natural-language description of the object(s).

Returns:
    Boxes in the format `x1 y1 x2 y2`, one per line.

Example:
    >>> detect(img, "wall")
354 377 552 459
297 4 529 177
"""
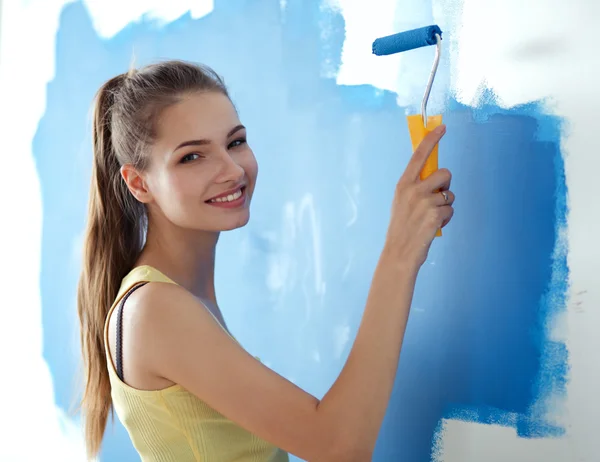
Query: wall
0 1 597 461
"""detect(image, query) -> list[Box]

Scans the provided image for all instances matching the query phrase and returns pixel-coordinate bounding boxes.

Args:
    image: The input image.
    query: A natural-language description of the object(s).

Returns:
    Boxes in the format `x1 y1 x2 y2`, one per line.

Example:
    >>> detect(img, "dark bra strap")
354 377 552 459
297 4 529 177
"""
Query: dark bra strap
115 282 149 382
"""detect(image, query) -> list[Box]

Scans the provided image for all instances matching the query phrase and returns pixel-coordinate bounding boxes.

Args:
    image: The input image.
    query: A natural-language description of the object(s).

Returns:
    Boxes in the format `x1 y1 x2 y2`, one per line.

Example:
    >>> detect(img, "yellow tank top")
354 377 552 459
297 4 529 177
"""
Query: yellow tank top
104 265 290 461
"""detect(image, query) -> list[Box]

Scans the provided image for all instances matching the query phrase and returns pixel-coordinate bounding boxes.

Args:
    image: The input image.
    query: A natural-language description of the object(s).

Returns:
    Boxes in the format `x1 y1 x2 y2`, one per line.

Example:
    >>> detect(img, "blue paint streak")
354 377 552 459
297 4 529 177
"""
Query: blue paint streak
376 101 569 461
34 1 568 461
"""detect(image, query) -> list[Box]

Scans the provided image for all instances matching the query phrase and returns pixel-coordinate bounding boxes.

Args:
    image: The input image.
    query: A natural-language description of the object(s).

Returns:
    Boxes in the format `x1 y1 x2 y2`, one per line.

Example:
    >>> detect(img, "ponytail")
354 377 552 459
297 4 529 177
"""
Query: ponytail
76 59 232 458
76 74 145 458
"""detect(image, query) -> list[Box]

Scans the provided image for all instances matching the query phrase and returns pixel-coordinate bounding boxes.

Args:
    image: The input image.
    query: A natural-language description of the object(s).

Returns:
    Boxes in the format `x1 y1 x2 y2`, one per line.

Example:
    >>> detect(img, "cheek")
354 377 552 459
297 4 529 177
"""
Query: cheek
243 150 259 184
159 170 199 212
163 172 188 199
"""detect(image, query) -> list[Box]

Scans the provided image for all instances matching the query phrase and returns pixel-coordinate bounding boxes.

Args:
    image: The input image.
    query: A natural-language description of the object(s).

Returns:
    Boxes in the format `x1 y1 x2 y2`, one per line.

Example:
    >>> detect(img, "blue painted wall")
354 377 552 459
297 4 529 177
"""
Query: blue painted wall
34 1 567 460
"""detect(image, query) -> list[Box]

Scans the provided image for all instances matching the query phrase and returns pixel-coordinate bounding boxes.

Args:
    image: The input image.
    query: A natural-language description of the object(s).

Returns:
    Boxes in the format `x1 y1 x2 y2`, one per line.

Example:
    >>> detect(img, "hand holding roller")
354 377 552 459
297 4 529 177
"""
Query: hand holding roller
373 25 445 236
385 126 454 268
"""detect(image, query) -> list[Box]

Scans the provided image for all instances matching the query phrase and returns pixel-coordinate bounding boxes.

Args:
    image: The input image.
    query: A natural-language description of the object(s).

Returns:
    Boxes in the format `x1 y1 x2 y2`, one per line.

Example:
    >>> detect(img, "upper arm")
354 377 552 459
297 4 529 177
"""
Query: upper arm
129 282 340 461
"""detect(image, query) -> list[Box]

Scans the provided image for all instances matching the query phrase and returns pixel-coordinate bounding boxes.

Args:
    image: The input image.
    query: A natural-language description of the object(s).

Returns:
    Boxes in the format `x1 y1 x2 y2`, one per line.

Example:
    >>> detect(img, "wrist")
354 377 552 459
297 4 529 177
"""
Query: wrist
379 243 421 279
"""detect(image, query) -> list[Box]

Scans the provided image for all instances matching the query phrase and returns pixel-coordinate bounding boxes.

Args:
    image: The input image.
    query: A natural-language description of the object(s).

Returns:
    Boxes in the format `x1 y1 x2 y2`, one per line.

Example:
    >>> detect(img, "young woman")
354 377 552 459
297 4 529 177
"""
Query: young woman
77 59 454 462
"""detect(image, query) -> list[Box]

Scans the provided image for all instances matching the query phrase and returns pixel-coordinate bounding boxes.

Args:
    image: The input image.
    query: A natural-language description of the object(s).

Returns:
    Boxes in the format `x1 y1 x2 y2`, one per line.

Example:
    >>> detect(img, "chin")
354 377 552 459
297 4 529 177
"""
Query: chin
215 211 251 231
219 221 249 232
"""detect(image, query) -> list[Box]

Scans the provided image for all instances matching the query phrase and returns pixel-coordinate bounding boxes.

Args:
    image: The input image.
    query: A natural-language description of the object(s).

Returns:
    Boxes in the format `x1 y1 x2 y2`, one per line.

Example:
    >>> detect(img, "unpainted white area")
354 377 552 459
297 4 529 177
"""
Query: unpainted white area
82 0 214 38
0 0 87 459
333 0 459 115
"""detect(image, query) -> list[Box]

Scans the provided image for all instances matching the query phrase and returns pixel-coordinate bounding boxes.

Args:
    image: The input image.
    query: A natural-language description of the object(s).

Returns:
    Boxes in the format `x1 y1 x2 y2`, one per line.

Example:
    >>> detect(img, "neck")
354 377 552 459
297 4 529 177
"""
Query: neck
137 222 219 304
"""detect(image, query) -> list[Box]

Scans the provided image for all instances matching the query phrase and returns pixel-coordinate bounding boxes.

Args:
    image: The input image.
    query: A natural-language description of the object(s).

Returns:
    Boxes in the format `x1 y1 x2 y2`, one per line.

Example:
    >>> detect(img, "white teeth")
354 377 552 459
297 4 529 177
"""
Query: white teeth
209 188 243 203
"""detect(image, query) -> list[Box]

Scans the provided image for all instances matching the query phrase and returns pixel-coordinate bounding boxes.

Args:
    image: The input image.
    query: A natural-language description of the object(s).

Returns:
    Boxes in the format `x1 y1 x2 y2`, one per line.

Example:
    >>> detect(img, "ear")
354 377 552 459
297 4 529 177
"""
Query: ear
121 164 153 204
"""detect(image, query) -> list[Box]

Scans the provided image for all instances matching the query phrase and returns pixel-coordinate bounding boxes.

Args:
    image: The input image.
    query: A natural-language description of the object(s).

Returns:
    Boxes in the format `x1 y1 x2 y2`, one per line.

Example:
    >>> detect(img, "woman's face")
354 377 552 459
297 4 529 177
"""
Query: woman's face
134 91 258 233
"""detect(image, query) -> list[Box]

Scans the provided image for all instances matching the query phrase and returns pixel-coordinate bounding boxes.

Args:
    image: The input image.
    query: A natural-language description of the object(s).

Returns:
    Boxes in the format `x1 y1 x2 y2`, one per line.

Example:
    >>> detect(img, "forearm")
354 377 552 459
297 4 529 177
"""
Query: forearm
317 246 419 458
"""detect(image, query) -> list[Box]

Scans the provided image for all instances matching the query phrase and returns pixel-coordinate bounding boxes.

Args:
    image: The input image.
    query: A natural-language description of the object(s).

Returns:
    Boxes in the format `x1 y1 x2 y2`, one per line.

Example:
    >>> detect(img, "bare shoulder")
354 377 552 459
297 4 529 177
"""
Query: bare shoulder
106 281 191 390
110 281 197 330
117 281 231 350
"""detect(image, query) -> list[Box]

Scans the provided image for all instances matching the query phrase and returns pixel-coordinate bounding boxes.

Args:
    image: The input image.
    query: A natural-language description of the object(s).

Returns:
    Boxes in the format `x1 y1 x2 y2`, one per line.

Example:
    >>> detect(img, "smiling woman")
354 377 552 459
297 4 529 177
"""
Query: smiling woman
76 59 455 462
120 90 257 234
170 121 251 209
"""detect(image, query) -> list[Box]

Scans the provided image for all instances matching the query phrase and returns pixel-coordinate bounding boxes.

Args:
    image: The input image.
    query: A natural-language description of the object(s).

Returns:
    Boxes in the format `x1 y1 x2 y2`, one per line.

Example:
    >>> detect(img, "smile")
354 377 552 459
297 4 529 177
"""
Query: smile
206 186 246 208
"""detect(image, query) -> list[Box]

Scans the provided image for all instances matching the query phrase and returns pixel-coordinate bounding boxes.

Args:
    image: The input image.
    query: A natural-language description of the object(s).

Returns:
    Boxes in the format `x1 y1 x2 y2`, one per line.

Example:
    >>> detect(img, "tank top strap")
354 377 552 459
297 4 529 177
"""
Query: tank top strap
115 281 148 381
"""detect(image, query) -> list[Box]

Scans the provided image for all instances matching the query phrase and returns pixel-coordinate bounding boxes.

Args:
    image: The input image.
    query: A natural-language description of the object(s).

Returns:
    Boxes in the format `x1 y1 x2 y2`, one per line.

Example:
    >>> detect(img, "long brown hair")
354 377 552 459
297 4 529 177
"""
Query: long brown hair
77 60 229 458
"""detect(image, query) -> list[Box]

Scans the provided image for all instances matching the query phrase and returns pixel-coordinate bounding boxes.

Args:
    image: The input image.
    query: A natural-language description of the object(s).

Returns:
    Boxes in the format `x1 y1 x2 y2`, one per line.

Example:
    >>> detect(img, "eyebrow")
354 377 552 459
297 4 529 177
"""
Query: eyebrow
173 124 246 152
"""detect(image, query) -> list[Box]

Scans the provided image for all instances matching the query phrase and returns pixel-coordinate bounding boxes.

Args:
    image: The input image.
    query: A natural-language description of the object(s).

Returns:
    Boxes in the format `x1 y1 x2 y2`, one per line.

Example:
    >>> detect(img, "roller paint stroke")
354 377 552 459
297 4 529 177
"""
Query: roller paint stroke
32 1 569 461
429 94 570 461
373 91 568 460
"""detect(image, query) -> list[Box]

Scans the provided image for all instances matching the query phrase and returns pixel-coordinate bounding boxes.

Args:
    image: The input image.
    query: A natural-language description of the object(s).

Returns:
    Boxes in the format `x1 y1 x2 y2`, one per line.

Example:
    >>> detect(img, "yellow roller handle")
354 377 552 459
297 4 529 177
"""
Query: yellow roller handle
407 113 443 237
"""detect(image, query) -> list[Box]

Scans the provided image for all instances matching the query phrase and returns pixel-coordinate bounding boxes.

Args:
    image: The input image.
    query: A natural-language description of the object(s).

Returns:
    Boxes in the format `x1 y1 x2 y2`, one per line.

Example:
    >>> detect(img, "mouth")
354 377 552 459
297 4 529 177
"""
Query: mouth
205 186 247 208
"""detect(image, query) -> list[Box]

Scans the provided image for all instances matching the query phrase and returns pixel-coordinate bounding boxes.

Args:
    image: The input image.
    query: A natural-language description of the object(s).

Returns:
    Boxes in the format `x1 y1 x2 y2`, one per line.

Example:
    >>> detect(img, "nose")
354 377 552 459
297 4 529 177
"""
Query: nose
214 147 244 184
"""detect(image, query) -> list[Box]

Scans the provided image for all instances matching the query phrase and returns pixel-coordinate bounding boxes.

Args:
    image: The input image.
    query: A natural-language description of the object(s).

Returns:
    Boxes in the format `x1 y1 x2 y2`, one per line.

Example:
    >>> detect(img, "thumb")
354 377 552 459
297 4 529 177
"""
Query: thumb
404 124 446 181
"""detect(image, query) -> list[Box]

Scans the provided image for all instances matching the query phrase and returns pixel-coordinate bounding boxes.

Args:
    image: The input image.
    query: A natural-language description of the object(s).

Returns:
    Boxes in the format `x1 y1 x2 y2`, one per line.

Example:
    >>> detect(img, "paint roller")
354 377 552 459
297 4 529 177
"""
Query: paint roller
372 25 445 236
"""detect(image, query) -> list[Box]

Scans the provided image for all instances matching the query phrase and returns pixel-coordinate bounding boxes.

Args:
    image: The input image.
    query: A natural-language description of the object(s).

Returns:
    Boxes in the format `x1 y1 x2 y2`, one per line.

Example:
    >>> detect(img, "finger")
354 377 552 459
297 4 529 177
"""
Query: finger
440 205 454 228
420 168 451 193
429 189 455 207
404 124 446 181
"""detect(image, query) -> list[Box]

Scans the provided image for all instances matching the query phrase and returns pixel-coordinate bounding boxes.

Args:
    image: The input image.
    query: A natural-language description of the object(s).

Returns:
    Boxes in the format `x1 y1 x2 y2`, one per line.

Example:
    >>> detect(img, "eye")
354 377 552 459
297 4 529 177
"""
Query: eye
180 153 201 164
228 137 247 149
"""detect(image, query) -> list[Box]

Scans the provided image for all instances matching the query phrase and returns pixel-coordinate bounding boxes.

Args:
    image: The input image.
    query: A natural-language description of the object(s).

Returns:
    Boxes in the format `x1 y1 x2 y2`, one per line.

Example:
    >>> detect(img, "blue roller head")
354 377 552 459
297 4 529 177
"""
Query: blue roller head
372 25 442 56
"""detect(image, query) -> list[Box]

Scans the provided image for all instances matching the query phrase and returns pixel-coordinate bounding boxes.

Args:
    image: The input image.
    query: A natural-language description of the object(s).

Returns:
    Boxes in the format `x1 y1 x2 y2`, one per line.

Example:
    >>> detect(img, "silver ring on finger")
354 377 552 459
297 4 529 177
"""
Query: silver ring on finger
440 190 449 204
